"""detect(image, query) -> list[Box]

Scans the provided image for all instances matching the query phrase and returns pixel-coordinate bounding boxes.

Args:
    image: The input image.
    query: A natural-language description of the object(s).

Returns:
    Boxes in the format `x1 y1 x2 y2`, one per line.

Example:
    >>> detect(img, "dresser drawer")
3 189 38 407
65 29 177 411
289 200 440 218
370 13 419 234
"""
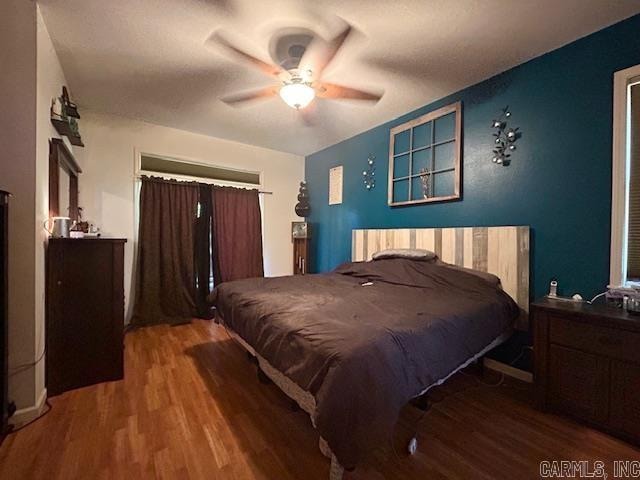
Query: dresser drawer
548 344 609 423
610 360 640 440
549 314 640 364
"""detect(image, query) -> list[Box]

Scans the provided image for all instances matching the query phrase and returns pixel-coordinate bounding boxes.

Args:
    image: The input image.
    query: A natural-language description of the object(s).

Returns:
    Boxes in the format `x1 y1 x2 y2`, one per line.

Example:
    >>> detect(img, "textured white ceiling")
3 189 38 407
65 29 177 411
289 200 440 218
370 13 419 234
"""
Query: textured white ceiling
39 0 640 156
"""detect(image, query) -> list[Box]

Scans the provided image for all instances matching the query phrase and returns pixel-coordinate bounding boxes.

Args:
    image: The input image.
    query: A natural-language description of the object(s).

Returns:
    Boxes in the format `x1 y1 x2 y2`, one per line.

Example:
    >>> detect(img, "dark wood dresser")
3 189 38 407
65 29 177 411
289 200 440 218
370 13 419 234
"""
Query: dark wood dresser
46 238 126 396
533 297 640 445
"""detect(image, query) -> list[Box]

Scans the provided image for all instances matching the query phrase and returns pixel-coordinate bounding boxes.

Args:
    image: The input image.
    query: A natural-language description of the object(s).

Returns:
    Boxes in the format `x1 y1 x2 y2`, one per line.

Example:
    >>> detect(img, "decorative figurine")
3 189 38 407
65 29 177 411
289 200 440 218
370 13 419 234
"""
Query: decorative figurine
295 181 310 217
419 168 432 199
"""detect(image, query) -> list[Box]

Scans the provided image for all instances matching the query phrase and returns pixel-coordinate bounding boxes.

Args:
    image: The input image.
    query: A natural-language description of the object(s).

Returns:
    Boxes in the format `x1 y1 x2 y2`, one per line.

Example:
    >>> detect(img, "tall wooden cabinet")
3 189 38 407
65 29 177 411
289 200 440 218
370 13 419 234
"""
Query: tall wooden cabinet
292 221 310 275
533 298 640 446
293 238 310 275
46 238 126 396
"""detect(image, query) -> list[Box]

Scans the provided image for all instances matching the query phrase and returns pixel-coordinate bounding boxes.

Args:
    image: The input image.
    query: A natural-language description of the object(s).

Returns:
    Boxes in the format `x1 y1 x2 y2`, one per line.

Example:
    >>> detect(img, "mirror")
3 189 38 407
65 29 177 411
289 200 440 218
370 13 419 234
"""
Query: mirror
49 138 81 220
58 165 70 217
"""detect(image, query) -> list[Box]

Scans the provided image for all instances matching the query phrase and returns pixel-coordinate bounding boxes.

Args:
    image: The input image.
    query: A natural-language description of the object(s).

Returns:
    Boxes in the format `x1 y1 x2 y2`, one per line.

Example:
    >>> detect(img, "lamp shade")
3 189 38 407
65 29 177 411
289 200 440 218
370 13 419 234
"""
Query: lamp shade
279 83 315 110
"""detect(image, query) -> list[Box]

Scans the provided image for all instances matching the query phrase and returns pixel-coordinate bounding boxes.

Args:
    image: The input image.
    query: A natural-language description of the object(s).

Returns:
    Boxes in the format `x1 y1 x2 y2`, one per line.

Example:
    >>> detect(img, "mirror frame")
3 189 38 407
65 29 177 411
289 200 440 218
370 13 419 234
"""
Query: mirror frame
49 138 82 220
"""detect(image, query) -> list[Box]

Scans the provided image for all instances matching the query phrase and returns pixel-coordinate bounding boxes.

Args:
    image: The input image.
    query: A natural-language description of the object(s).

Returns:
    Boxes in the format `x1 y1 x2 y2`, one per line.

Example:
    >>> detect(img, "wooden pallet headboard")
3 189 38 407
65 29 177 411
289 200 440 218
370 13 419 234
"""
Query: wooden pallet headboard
352 226 530 330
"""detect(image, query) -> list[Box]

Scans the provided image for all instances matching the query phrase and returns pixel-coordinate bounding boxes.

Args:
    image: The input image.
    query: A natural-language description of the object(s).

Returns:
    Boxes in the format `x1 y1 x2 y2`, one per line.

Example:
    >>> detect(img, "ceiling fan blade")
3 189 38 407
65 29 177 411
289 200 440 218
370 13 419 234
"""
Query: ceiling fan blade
221 86 278 105
208 31 283 78
299 102 318 127
300 21 353 77
316 82 383 102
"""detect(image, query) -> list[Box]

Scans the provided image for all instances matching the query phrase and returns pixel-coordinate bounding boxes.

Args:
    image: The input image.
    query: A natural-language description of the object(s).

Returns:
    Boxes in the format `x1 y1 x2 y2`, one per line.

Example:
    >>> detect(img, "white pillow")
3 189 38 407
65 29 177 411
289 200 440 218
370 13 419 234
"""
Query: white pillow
371 248 437 262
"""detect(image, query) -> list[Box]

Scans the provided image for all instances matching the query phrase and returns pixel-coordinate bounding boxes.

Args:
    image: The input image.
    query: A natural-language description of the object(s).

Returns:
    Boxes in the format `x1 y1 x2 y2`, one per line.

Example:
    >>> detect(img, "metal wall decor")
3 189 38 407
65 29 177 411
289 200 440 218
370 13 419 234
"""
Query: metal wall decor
491 106 521 166
295 181 310 217
362 155 376 190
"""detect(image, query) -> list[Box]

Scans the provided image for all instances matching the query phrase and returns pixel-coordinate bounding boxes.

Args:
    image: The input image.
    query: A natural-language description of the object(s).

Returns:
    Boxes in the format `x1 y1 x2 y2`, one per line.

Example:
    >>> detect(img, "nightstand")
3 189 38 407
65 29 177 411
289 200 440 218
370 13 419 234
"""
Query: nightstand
532 298 640 445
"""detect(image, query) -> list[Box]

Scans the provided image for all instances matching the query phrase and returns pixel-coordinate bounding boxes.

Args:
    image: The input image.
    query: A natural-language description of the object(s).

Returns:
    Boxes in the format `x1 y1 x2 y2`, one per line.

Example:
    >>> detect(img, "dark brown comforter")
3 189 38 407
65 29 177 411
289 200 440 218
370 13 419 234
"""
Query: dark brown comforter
210 258 519 469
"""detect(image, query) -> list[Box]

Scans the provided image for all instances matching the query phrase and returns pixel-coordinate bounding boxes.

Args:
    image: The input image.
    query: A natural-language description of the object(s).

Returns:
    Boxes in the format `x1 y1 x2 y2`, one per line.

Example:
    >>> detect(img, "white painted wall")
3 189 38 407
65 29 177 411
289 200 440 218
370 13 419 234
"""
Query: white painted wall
34 6 74 409
76 112 304 320
0 0 38 411
0 3 74 412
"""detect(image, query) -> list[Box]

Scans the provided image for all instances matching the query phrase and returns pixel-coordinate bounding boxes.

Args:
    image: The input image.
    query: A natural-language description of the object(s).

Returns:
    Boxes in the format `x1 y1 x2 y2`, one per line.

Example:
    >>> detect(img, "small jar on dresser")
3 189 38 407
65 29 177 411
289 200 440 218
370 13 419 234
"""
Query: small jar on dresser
46 238 127 396
532 297 640 445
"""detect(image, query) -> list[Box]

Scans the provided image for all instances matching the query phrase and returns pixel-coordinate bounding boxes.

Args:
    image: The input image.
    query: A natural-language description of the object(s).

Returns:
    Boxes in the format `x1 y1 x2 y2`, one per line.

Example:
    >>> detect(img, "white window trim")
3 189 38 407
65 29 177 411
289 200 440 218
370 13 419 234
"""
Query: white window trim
134 149 263 188
610 64 640 287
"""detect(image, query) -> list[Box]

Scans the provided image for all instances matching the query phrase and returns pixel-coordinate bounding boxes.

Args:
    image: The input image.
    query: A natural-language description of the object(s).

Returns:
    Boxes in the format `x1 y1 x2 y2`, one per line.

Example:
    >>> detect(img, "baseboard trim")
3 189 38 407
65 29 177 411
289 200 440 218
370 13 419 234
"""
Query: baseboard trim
483 358 533 383
9 388 48 427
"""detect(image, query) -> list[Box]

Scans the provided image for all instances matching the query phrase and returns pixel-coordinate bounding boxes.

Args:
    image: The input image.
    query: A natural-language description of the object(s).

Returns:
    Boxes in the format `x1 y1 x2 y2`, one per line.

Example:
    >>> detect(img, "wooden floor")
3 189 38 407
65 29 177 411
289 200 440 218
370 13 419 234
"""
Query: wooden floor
1 320 638 480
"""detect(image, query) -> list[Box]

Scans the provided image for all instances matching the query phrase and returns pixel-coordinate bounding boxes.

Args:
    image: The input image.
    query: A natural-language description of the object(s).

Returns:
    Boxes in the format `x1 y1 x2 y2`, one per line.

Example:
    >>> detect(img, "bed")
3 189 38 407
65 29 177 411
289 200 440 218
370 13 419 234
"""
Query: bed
210 226 530 479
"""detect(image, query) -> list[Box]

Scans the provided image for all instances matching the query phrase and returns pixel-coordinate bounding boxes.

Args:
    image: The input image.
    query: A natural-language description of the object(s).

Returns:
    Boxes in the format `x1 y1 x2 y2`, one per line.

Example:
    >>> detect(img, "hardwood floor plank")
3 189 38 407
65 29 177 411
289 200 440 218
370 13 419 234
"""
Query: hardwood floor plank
1 320 638 479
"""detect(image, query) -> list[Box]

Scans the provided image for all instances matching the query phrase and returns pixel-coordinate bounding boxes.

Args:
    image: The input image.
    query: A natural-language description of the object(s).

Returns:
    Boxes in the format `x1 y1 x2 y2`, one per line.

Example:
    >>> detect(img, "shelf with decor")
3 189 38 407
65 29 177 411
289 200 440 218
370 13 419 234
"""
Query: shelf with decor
50 86 84 147
50 116 84 147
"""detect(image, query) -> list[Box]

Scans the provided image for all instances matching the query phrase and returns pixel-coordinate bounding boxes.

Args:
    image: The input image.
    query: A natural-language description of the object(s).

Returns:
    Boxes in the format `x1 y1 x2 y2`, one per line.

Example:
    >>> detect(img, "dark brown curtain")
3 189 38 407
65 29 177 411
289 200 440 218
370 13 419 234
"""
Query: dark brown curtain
211 186 264 284
195 184 214 318
131 177 200 326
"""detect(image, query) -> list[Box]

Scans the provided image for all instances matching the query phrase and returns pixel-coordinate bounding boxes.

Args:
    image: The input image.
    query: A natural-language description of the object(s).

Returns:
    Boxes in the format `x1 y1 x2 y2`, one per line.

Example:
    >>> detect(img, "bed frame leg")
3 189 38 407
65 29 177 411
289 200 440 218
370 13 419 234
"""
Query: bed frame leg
329 455 344 480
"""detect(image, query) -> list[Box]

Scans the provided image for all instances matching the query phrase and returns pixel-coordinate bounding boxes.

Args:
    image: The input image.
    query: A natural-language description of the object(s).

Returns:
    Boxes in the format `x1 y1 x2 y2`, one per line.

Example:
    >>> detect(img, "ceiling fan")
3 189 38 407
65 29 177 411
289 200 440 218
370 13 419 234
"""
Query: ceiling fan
209 21 383 111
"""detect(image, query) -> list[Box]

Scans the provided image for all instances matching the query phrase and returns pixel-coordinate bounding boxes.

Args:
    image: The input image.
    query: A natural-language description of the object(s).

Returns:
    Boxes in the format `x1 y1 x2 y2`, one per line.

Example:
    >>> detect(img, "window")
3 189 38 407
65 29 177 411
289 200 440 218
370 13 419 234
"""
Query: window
388 102 461 206
611 65 640 286
628 82 640 282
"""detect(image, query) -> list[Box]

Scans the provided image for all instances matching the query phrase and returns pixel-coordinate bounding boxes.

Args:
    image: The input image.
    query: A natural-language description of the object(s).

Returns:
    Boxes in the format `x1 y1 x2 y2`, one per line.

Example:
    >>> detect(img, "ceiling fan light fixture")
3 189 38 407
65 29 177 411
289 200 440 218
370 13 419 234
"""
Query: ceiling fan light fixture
279 82 315 110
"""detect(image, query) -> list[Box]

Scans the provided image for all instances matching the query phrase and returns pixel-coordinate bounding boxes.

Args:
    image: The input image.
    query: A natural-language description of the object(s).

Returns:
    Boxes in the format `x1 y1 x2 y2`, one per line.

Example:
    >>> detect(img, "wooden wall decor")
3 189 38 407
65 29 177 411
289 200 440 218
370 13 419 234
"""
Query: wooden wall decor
388 101 462 206
352 225 530 330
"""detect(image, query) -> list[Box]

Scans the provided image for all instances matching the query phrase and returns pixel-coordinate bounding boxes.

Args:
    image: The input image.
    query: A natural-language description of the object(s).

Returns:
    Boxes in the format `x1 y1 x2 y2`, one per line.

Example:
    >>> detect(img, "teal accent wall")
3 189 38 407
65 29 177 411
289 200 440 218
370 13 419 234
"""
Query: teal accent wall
305 14 640 300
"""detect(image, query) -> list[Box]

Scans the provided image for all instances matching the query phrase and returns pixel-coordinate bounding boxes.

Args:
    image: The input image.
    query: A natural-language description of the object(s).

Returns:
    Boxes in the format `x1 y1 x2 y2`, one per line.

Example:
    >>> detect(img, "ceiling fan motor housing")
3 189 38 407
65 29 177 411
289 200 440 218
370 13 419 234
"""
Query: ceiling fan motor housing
269 30 314 70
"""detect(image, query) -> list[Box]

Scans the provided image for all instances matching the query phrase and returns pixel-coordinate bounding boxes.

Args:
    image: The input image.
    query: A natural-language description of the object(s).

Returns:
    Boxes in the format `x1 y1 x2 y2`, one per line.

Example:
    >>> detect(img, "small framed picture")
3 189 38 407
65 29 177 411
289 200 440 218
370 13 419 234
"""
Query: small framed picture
291 221 309 239
329 165 343 205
